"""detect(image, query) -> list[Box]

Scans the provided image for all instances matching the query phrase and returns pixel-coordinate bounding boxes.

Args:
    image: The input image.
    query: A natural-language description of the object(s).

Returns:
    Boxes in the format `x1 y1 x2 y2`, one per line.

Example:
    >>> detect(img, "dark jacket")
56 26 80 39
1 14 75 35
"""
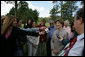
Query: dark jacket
24 23 32 28
61 31 78 46
0 27 39 56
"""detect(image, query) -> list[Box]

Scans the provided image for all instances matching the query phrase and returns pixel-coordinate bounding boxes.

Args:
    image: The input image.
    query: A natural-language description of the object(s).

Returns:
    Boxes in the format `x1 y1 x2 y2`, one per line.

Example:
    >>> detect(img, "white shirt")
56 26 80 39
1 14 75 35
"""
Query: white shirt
27 35 40 45
68 33 84 56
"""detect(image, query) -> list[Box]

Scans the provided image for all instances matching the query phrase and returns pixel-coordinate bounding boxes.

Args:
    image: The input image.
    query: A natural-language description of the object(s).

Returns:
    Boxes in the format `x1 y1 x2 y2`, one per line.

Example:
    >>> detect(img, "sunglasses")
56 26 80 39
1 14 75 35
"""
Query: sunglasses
50 23 53 24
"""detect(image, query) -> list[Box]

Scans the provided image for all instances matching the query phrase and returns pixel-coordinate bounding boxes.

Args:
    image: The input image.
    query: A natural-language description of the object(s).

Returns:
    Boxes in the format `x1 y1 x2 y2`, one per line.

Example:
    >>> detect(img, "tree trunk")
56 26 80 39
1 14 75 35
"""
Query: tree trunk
61 1 63 18
15 1 17 19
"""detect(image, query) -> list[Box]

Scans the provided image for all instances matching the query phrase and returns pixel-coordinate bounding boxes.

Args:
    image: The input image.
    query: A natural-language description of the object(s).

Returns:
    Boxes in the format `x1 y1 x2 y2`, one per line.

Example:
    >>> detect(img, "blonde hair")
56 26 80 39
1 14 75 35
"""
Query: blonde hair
1 15 15 35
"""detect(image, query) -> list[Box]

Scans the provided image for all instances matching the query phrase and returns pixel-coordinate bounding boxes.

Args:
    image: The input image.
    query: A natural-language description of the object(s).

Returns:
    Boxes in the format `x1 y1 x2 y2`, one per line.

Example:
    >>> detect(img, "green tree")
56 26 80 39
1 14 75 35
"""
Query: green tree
6 1 39 24
50 1 63 21
5 1 18 19
7 7 15 15
50 1 78 23
50 2 60 21
17 1 29 23
62 1 78 22
81 1 84 7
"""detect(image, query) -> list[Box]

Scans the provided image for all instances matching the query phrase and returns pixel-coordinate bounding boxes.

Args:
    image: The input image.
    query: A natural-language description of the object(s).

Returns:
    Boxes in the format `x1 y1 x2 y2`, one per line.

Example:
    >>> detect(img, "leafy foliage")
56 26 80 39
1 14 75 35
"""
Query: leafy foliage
6 1 39 24
50 1 78 24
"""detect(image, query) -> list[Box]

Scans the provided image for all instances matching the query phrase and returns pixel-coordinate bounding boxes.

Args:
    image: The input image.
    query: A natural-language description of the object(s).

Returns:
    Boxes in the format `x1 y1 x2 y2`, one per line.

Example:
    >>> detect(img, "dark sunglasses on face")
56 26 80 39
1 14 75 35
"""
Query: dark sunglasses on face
50 23 53 24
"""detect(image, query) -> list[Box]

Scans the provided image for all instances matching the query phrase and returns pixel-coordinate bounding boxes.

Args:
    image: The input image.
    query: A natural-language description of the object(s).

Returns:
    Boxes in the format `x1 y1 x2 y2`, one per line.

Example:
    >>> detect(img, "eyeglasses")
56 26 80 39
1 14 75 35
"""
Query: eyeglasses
50 23 53 24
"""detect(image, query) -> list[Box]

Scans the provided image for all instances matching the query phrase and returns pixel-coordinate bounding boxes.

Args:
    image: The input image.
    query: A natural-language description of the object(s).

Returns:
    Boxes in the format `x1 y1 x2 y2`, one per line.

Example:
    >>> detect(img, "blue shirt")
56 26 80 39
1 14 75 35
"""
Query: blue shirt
49 26 55 39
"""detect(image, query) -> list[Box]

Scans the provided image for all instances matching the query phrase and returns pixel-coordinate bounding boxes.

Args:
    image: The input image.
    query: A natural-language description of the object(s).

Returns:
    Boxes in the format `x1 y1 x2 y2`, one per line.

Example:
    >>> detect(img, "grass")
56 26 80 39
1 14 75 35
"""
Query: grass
23 43 47 56
23 44 28 56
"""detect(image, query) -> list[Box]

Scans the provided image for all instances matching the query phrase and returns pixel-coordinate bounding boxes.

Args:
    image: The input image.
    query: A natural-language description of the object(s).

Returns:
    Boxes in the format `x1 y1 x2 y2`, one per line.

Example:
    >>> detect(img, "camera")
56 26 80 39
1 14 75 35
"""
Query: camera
45 28 49 33
56 34 59 38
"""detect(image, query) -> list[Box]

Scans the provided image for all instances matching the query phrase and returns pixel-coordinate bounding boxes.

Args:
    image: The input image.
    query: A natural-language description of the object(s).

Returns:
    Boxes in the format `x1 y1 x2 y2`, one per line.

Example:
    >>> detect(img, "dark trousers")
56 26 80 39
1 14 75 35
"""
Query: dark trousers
46 38 51 56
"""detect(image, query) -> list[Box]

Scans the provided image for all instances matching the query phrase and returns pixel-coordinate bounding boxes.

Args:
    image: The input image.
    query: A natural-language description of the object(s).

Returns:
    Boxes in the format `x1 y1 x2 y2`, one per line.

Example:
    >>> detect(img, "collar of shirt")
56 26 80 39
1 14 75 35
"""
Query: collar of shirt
77 33 84 41
50 26 54 28
49 26 54 30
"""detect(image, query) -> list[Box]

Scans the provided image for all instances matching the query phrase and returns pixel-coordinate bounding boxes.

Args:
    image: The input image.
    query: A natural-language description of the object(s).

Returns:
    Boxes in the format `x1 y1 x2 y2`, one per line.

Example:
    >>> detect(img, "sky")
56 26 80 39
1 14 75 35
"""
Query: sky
1 1 83 17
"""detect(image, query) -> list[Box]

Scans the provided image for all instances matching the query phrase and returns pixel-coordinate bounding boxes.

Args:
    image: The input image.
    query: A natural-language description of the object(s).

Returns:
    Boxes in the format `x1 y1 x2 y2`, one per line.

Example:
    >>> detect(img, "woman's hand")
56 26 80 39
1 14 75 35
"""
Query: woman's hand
57 36 63 41
53 49 59 54
39 31 45 35
32 44 37 48
40 27 46 30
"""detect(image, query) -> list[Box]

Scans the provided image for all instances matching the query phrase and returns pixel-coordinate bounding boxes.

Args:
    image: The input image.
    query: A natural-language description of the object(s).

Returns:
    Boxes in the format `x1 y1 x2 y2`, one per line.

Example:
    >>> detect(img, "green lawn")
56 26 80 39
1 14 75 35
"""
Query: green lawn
23 43 47 56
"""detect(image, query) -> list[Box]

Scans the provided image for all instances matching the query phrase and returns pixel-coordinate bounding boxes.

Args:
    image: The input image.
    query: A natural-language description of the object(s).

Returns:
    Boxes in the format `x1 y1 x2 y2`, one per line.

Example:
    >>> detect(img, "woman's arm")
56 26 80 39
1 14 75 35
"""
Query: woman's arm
14 27 39 37
58 36 69 46
20 28 39 32
61 39 69 46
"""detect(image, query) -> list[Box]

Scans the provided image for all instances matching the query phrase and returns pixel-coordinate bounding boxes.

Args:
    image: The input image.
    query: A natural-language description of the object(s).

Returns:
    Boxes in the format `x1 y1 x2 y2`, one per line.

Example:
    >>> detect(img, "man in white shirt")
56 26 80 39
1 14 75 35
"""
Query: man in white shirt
68 7 84 56
58 7 84 56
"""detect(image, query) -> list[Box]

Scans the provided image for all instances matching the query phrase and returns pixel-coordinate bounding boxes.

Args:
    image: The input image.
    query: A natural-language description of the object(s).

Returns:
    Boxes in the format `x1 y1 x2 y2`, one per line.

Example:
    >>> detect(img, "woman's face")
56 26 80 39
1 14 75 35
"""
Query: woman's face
64 22 68 27
32 22 36 27
50 22 54 27
56 21 62 29
18 20 22 27
28 19 31 24
41 21 45 26
13 19 17 27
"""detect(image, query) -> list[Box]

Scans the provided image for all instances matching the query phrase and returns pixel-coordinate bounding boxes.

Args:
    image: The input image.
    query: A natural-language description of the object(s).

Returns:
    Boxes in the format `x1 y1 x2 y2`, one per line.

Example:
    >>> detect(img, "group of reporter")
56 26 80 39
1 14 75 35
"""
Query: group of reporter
0 7 84 56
